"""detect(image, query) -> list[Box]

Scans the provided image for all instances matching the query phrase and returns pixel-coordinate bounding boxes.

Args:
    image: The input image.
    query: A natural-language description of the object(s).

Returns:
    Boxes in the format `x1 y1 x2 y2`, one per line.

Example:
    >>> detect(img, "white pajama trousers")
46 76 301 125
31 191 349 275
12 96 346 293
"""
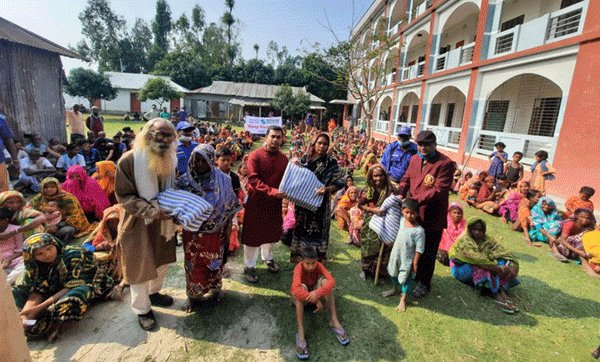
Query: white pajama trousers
130 264 169 315
243 243 275 268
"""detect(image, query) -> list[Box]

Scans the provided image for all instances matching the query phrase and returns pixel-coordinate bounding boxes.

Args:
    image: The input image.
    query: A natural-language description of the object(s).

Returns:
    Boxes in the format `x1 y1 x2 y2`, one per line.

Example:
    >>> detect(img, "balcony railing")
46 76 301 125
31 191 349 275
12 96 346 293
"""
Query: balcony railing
400 60 425 81
408 2 428 23
489 1 586 58
426 126 462 149
375 120 390 134
475 130 554 164
433 42 475 72
381 72 395 86
393 122 417 137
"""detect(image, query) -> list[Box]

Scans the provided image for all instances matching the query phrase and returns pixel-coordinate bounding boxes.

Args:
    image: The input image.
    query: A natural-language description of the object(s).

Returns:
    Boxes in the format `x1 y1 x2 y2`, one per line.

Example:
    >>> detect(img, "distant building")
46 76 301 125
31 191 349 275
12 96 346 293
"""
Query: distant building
187 81 327 121
346 0 600 200
0 16 83 142
96 72 189 114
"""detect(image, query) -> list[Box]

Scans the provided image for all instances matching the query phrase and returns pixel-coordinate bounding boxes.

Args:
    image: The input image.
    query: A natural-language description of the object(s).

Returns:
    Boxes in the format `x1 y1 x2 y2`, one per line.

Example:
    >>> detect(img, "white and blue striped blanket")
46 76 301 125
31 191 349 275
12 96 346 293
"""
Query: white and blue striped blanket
369 195 403 245
279 162 324 212
156 189 213 232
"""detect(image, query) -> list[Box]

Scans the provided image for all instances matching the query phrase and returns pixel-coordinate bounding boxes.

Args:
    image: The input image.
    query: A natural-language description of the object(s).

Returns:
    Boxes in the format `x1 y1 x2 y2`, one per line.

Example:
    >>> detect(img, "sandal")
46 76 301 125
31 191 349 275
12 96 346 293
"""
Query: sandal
295 333 309 360
494 300 515 314
411 283 429 298
243 267 259 283
265 260 280 273
330 326 350 346
504 299 520 313
550 253 569 263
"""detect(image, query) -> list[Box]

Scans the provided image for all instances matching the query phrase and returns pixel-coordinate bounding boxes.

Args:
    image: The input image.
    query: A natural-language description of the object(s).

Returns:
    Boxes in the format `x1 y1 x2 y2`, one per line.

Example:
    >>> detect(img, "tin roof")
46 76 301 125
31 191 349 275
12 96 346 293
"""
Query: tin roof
193 81 325 104
104 72 189 92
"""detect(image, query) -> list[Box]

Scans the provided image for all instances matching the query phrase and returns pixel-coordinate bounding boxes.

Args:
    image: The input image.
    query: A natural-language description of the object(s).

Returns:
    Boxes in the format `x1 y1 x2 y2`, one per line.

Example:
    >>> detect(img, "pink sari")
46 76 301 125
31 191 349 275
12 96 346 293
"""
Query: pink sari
439 203 466 252
62 165 110 220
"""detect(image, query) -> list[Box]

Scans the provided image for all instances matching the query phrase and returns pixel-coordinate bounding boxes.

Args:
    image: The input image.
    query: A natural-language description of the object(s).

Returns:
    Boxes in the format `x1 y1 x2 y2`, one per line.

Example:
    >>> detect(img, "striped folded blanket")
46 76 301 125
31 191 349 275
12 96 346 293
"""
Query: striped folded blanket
369 195 402 244
279 162 324 212
156 189 213 232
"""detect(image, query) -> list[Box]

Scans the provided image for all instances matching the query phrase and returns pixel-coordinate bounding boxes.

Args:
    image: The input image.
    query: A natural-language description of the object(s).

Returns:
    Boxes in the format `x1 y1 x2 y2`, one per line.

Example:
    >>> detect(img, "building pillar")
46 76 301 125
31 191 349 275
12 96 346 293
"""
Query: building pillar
457 69 480 164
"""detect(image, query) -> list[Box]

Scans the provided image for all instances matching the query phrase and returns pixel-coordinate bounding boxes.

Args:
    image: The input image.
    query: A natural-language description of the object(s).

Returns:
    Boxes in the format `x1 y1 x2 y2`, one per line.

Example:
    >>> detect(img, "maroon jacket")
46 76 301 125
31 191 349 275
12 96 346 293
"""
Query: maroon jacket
397 152 456 232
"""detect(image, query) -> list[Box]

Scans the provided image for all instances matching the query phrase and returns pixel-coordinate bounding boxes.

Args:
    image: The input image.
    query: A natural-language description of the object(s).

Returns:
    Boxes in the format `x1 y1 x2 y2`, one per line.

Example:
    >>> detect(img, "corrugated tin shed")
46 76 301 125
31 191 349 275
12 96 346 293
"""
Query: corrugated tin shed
193 81 326 104
105 72 189 92
0 16 83 59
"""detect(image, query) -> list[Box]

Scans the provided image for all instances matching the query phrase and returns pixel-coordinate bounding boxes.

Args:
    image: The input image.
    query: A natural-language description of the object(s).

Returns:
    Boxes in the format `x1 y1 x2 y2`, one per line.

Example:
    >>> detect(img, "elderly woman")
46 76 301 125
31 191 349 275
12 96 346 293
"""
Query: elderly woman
449 218 520 314
62 165 110 221
529 197 563 255
290 134 344 263
92 160 117 205
358 165 393 281
0 191 46 238
12 233 114 340
177 144 241 309
554 208 596 262
29 178 95 242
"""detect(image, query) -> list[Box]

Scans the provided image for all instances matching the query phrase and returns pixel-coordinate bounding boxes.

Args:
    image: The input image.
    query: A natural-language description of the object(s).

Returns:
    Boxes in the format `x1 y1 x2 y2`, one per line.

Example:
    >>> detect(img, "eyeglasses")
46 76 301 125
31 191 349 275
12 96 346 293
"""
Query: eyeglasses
150 130 175 140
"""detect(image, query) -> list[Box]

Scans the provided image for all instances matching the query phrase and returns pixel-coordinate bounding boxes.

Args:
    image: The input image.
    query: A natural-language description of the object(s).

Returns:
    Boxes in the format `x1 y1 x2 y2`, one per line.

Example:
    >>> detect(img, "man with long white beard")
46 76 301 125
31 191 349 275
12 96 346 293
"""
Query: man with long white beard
115 118 178 330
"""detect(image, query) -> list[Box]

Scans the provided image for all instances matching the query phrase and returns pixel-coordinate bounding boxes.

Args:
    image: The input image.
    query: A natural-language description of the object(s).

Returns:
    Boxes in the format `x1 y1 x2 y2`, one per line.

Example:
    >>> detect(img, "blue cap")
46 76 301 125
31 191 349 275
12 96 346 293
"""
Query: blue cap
397 126 411 136
176 121 194 131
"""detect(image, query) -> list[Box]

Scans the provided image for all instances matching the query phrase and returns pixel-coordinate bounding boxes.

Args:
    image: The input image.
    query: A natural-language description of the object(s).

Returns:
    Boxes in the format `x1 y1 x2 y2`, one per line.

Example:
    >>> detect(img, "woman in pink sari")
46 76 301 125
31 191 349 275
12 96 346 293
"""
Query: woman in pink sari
498 181 530 224
437 202 466 266
62 165 110 221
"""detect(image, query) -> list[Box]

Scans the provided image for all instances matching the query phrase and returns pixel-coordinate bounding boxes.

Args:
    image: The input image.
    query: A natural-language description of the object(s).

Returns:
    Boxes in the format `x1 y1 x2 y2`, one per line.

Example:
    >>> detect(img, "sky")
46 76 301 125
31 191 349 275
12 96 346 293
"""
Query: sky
0 0 373 73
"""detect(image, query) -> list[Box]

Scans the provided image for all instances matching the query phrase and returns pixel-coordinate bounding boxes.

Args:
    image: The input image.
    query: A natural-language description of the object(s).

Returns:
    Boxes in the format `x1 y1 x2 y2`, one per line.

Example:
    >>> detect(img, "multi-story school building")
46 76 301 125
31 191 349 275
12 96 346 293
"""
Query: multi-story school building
341 0 600 200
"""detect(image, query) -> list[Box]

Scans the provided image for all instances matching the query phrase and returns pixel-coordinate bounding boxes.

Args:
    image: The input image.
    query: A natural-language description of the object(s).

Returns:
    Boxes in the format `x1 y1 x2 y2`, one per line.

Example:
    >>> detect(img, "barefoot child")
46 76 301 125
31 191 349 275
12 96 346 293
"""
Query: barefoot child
488 142 508 179
382 198 425 312
291 246 349 360
504 152 524 188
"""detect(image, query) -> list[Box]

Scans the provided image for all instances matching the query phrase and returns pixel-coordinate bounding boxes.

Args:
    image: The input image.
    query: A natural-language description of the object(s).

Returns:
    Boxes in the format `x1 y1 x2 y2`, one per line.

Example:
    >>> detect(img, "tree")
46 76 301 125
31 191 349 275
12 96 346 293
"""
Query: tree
271 84 310 124
148 0 172 70
77 0 127 71
128 18 152 72
138 77 184 109
201 23 230 73
153 50 211 90
221 0 236 65
64 68 117 107
191 4 205 33
253 43 259 59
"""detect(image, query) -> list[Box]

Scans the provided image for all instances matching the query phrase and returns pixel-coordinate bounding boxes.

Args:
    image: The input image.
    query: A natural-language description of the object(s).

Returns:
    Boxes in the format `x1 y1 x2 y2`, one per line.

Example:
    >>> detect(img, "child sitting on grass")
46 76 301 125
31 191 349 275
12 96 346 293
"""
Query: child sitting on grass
291 246 349 360
564 186 595 219
382 198 425 312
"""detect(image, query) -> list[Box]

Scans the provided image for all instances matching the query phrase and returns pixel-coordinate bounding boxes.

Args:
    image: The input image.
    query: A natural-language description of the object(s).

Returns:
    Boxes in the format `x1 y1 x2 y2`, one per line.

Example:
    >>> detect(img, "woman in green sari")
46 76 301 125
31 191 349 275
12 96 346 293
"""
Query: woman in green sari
358 165 393 281
449 217 520 314
12 233 114 340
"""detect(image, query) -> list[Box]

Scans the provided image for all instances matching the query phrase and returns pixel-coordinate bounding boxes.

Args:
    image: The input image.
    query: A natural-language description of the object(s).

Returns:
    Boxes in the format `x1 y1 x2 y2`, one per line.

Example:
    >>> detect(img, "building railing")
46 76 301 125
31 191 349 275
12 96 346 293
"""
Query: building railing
489 1 586 58
375 119 390 134
381 72 395 86
426 126 462 149
408 1 428 23
400 60 425 81
387 21 401 37
475 130 554 164
433 42 475 72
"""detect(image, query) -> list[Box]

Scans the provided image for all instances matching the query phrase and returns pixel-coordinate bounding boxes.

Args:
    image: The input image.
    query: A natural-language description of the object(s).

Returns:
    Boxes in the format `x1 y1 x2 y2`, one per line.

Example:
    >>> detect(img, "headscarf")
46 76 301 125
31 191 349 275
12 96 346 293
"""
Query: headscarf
62 165 110 219
21 233 65 295
0 190 43 225
177 144 241 233
337 186 358 211
530 197 562 227
365 165 392 207
29 178 95 237
439 202 466 251
449 217 517 266
92 161 116 199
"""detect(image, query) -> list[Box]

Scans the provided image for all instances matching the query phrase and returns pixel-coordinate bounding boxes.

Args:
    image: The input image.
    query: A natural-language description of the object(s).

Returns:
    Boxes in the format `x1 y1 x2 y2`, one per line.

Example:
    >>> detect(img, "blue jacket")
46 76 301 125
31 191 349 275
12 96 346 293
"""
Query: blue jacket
380 141 418 182
176 141 199 175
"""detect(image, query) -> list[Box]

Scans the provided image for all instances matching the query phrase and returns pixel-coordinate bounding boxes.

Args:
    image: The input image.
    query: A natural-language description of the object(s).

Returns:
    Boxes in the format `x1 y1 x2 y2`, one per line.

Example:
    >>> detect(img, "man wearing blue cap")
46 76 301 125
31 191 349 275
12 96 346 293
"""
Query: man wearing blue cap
380 126 418 185
175 121 198 175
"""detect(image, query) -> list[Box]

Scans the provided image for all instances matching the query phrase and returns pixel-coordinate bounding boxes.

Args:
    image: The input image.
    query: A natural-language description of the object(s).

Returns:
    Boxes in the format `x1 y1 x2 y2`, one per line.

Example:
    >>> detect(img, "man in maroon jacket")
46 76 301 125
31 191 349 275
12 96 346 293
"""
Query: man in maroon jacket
397 130 456 298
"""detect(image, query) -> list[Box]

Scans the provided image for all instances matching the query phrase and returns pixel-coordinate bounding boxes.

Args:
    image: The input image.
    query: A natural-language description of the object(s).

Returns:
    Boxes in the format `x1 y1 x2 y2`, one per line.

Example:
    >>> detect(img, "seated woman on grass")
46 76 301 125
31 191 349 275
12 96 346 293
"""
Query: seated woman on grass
62 165 110 222
582 229 600 278
529 197 563 255
0 191 46 239
12 233 115 341
437 202 466 266
513 190 542 246
449 217 520 314
334 186 358 232
291 246 349 360
554 208 596 263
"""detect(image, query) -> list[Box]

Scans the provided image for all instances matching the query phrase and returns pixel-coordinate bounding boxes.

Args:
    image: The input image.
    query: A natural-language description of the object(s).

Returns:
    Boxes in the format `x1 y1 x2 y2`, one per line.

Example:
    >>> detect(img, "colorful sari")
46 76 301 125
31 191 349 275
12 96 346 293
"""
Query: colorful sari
29 178 96 238
177 144 241 298
92 161 117 205
498 191 523 222
449 218 519 295
62 165 110 220
529 197 562 243
437 203 466 266
291 139 344 262
582 230 600 272
11 233 114 338
0 191 44 238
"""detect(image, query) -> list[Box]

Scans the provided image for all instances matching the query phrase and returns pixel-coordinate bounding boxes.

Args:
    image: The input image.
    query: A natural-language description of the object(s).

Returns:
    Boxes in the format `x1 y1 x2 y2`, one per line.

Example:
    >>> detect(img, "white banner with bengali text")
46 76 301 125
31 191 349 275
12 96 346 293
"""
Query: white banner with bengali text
244 116 282 135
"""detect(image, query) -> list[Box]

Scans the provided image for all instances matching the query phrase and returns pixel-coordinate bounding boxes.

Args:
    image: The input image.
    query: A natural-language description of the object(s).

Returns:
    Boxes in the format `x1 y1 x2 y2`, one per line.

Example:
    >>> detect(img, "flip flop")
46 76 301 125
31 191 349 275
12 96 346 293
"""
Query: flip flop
504 299 520 313
494 300 515 314
295 333 309 360
550 253 569 263
330 326 350 346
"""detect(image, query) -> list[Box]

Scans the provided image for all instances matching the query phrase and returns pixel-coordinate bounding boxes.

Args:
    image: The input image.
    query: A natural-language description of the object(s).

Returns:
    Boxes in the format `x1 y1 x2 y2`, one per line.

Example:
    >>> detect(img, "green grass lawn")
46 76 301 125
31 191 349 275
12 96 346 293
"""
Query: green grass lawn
172 179 600 361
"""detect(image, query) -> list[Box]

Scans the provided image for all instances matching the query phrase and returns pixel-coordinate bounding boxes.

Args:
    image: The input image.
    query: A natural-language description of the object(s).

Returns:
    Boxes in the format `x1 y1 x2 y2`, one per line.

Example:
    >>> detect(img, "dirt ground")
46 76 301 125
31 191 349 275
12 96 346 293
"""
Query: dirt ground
27 249 285 362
